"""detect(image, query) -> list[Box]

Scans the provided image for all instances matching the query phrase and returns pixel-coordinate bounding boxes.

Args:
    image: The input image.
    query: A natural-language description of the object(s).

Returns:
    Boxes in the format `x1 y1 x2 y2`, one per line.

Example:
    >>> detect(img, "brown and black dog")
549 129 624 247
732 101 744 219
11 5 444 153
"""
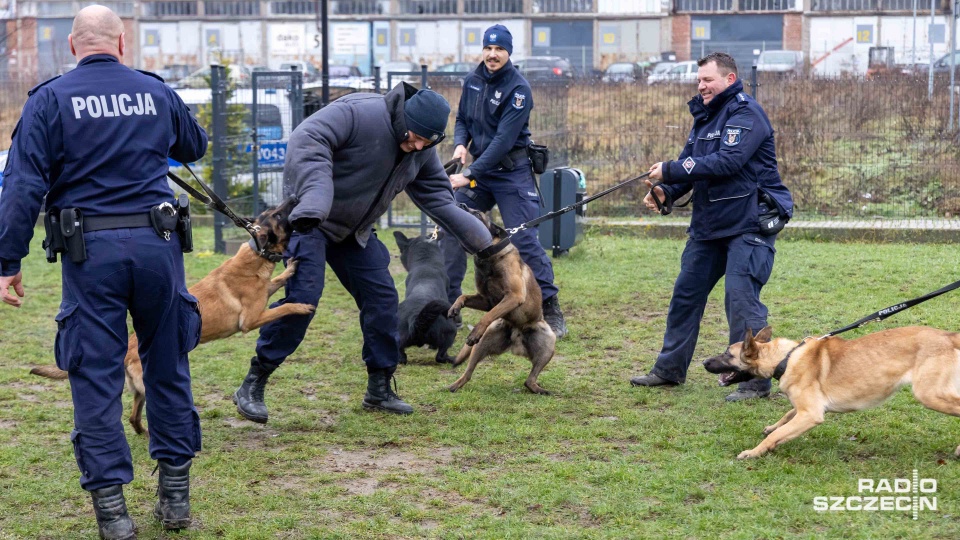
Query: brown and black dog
703 325 960 459
446 208 556 394
30 197 315 434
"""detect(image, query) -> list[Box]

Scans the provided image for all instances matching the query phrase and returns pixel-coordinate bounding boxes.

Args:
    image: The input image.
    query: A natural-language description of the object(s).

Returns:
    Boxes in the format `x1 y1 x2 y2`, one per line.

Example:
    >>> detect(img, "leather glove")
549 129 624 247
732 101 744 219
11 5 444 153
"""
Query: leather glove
292 217 320 232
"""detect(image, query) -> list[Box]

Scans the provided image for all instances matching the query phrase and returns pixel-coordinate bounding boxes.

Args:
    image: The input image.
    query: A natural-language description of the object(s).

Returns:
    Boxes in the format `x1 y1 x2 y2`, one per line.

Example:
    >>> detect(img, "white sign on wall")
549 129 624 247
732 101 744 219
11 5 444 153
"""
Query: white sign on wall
334 25 367 55
271 25 305 55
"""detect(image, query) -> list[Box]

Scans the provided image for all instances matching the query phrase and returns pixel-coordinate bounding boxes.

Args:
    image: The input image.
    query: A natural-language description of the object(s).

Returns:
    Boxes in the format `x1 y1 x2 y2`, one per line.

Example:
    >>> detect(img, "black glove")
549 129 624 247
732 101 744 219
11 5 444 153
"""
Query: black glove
292 217 320 232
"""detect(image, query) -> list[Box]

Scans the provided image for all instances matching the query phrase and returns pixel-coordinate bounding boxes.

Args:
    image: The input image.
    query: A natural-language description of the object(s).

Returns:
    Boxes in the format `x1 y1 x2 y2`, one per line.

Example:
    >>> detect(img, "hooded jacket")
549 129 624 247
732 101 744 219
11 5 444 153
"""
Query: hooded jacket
284 82 491 252
659 79 793 241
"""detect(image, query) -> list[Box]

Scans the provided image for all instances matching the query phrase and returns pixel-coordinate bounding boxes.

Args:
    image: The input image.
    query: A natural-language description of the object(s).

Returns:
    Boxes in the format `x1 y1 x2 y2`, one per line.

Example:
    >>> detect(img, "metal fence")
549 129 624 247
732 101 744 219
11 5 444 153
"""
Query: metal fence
385 71 960 224
0 62 951 252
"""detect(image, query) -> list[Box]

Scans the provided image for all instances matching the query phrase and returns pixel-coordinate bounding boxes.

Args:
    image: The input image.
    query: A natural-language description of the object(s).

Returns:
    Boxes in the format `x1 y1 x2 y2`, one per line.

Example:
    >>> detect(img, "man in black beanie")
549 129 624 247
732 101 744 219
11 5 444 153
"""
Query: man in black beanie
233 83 494 421
442 23 568 339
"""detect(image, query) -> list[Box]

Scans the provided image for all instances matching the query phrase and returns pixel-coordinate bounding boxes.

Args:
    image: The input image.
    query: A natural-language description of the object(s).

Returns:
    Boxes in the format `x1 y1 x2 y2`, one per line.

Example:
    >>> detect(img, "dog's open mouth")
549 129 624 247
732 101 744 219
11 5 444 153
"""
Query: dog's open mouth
718 371 737 386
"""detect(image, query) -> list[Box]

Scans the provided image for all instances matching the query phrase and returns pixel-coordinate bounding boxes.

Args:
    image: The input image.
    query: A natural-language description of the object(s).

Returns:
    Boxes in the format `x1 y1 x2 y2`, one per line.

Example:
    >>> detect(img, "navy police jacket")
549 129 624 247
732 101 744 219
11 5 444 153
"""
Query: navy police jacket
0 54 208 276
660 79 793 241
454 60 532 177
281 82 492 253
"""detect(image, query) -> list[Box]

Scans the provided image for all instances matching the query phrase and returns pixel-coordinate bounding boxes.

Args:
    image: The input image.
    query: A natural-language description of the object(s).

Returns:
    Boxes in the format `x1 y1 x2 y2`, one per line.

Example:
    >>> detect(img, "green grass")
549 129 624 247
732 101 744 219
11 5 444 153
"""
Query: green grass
2 226 960 539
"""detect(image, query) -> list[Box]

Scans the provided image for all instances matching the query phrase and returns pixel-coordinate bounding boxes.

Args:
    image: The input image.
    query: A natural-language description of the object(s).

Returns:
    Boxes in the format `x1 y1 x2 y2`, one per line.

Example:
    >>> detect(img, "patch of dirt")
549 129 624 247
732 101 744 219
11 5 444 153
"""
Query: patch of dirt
7 382 51 392
0 420 17 429
319 446 453 474
341 477 379 495
17 393 40 402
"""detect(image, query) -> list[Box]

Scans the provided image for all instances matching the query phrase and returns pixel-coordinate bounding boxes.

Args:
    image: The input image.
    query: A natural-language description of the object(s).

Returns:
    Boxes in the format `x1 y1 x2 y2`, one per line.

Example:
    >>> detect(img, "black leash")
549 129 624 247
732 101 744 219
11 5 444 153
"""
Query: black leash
819 278 960 338
771 278 960 380
166 164 274 260
505 172 652 236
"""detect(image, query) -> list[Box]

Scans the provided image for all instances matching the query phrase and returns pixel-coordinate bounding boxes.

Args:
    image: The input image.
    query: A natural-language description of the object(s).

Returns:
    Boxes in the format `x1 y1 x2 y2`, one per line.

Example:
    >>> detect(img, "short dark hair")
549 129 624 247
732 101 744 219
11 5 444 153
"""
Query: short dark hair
697 52 738 77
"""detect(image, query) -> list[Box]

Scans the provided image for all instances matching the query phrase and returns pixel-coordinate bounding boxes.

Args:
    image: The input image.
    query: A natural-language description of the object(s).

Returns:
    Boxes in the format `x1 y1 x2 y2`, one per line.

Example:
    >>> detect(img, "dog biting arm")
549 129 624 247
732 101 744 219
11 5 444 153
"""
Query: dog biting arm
405 156 493 254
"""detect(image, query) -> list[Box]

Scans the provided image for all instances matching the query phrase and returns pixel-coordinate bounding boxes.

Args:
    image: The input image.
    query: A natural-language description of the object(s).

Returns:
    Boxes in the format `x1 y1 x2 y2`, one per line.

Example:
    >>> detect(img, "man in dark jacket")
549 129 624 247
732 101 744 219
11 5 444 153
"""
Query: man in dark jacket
0 6 207 538
442 24 568 339
233 83 493 421
629 52 793 402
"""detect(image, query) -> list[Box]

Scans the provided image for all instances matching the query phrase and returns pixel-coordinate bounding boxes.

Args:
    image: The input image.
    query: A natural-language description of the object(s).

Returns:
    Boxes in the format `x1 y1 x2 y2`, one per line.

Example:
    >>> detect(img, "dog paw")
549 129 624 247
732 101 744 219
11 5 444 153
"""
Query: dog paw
287 259 299 272
737 449 761 460
291 303 316 315
762 426 777 436
954 445 960 457
448 384 461 393
465 330 482 346
447 305 461 318
526 384 551 395
436 356 454 364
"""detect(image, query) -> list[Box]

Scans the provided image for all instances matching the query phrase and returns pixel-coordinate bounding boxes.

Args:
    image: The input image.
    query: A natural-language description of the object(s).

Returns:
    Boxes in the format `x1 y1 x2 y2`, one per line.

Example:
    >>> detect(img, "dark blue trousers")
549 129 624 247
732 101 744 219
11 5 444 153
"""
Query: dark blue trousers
650 233 777 392
255 229 400 371
442 162 558 304
59 228 201 491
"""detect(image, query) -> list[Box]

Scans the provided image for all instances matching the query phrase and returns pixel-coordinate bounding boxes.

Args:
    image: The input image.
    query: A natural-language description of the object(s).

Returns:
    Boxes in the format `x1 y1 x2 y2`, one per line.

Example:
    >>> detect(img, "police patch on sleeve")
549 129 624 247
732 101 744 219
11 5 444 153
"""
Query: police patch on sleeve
723 128 742 146
512 92 526 110
682 156 696 174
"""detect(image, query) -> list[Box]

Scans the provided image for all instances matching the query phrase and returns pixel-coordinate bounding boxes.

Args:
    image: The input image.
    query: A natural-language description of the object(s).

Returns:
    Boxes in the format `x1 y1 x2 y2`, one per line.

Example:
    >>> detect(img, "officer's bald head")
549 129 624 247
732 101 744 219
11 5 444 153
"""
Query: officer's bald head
69 5 125 60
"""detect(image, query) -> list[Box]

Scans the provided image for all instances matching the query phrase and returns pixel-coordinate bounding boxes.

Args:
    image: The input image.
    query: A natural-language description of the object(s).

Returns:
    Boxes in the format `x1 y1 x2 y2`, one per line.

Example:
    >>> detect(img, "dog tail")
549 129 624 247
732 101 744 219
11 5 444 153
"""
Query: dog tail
30 365 69 380
414 300 452 338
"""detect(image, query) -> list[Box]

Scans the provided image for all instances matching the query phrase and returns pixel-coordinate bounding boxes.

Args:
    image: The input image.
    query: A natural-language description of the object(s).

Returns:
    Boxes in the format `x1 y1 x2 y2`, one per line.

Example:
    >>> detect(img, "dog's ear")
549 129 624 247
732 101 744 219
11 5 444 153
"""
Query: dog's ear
393 231 409 250
755 326 773 343
742 328 758 358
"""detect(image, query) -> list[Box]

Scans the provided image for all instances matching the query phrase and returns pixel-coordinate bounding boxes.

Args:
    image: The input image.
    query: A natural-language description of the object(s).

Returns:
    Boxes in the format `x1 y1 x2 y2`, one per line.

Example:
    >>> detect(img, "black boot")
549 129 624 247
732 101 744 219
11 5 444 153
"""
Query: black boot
362 367 414 415
154 459 192 530
90 485 136 540
233 356 275 423
542 295 568 339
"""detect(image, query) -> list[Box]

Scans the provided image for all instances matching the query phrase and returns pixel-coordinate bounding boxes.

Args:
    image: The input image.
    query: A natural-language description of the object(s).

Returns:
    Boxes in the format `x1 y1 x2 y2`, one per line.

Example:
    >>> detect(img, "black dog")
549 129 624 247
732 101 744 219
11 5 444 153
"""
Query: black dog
394 231 457 364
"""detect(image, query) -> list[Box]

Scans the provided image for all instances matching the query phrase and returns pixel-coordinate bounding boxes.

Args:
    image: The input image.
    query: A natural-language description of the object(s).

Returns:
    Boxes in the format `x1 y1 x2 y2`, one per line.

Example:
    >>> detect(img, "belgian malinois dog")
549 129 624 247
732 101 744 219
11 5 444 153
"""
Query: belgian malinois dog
703 325 960 459
446 208 556 394
30 197 315 434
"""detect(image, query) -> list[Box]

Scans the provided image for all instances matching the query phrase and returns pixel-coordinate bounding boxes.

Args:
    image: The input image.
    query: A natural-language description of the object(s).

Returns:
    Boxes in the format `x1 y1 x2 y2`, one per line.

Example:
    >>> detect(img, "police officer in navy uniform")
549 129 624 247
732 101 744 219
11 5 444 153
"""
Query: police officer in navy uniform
232 84 493 422
629 52 793 402
443 24 568 339
0 6 207 539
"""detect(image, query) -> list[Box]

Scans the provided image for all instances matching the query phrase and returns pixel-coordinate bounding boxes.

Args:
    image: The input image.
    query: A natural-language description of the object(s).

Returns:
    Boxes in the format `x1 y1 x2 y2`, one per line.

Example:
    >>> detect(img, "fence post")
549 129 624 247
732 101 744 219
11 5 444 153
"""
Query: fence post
252 73 260 218
420 64 429 237
211 64 227 254
750 61 759 101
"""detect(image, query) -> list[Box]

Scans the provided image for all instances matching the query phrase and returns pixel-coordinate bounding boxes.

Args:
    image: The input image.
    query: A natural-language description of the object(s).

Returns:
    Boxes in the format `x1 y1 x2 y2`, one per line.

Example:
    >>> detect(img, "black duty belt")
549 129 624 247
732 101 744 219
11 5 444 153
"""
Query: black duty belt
500 147 529 170
84 213 152 232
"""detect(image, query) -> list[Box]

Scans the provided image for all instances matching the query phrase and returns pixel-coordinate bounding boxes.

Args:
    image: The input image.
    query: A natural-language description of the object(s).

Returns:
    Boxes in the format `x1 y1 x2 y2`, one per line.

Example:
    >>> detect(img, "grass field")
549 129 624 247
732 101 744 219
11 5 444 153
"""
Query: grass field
1 226 960 539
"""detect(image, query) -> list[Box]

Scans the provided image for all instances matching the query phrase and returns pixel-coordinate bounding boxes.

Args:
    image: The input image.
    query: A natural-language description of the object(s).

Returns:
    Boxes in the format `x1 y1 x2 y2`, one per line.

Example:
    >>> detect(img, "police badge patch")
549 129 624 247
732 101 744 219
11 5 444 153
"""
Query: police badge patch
512 92 526 109
724 128 742 146
682 156 696 174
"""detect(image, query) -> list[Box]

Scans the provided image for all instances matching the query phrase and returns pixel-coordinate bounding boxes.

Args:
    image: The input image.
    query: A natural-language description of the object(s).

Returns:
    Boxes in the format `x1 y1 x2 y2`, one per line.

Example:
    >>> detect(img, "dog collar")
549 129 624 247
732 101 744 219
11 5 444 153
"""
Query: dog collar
475 236 513 259
248 239 284 263
773 339 809 380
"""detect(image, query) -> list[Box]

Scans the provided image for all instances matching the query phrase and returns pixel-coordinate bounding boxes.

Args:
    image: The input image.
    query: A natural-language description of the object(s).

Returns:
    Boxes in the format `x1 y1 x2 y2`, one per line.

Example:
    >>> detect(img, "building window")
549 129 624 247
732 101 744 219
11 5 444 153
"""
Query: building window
143 1 198 16
463 0 524 13
334 0 386 14
204 0 260 15
534 0 594 12
271 0 316 13
674 0 732 10
399 0 457 13
741 0 794 8
811 0 928 9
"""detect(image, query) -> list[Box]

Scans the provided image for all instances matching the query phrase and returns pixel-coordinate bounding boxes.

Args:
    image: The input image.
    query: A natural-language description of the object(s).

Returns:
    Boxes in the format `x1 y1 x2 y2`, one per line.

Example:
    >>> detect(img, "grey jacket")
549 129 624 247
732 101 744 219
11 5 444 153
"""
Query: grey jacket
285 83 492 252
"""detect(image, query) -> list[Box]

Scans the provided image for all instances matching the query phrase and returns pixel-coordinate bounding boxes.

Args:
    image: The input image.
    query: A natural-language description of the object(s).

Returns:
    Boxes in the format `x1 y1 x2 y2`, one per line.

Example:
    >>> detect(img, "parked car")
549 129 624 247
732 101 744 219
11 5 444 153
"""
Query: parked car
436 62 476 73
279 61 321 82
602 62 645 83
173 65 251 89
647 60 697 85
513 56 577 80
756 50 804 76
644 61 676 82
378 60 421 89
932 51 960 76
324 65 375 90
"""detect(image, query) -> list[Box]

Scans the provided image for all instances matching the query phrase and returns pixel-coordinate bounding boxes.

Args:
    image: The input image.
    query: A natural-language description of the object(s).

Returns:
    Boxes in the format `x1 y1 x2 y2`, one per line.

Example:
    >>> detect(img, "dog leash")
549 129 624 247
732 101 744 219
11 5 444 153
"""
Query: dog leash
771 279 960 380
166 164 276 260
504 172 653 236
818 277 960 339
